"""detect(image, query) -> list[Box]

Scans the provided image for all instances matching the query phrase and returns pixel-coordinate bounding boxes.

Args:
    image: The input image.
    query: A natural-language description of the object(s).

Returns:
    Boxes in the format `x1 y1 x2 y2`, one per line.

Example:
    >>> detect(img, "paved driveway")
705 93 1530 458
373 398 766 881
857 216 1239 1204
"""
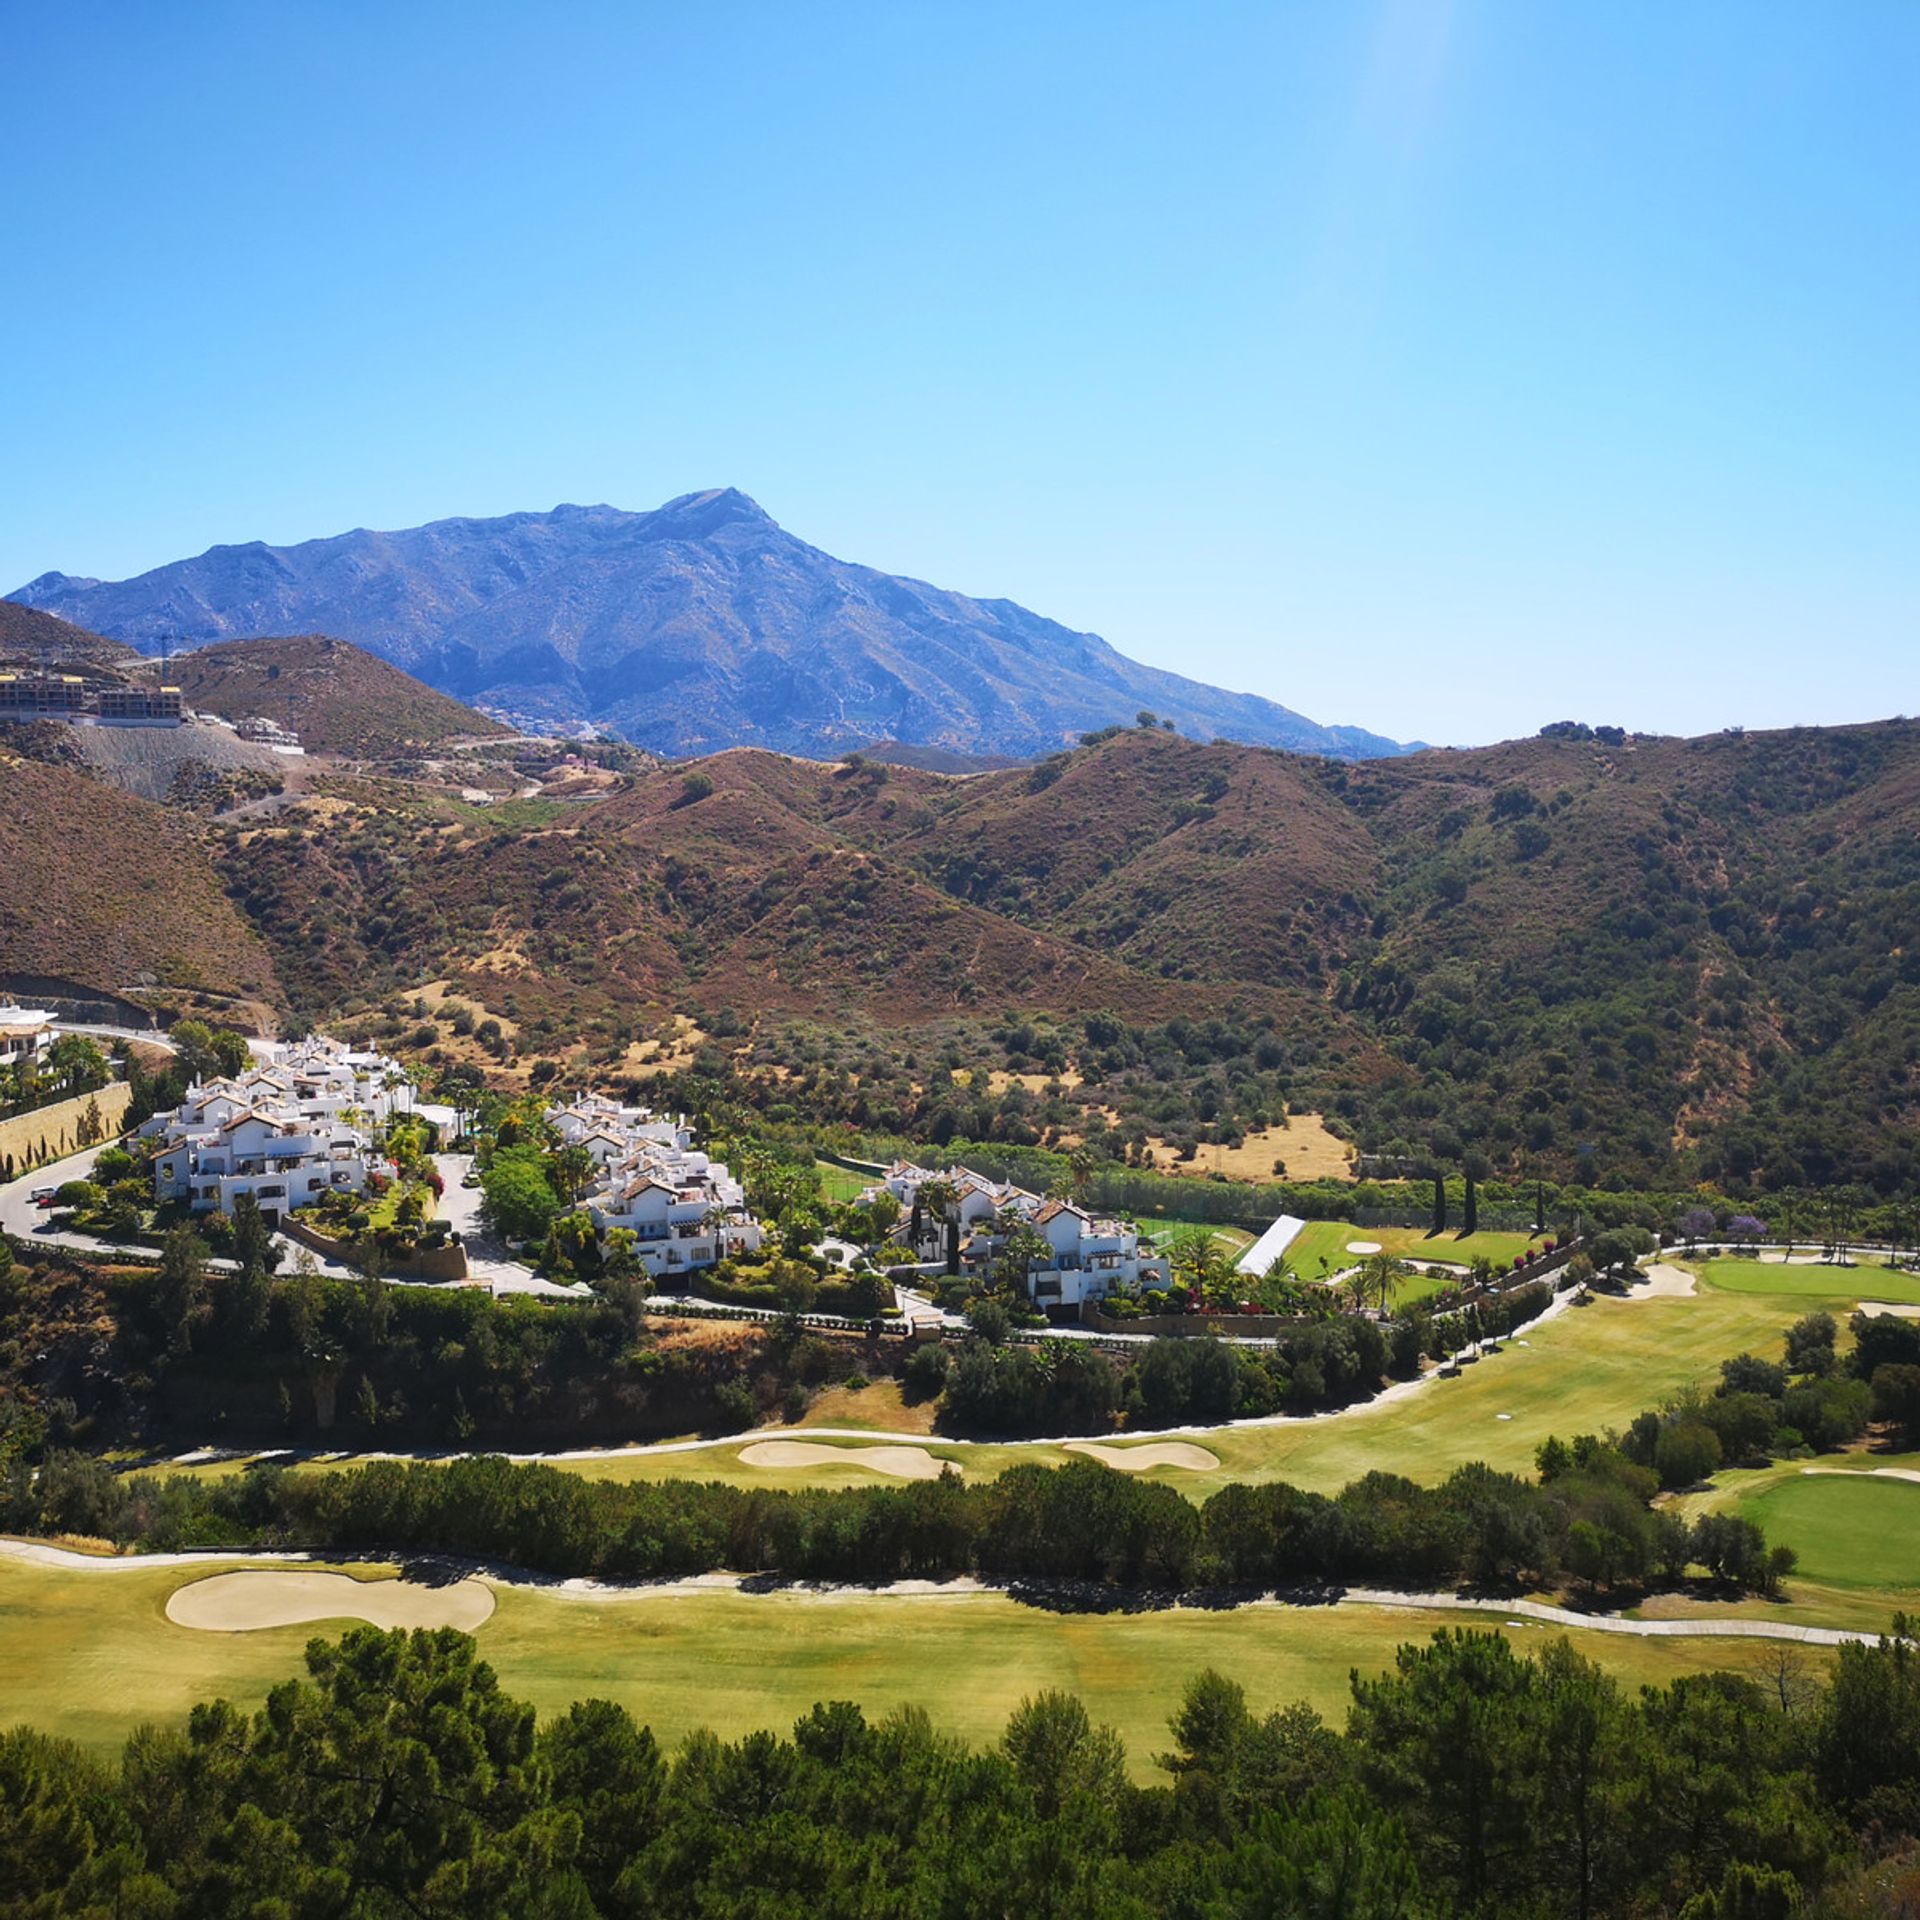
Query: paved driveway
431 1153 584 1298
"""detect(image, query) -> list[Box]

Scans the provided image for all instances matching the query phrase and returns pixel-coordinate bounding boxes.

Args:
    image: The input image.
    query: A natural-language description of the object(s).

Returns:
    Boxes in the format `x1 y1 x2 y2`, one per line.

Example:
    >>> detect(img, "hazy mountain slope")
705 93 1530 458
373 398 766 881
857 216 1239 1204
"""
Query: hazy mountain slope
0 752 280 1009
12 490 1408 762
166 635 509 757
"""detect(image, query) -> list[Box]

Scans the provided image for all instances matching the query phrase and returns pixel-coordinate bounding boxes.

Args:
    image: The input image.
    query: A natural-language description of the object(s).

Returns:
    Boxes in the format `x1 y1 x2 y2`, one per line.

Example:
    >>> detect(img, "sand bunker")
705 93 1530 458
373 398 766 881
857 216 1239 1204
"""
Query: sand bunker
1802 1465 1920 1486
1628 1264 1697 1300
1064 1441 1221 1472
1345 1240 1383 1255
1857 1301 1920 1320
167 1570 495 1634
740 1440 950 1480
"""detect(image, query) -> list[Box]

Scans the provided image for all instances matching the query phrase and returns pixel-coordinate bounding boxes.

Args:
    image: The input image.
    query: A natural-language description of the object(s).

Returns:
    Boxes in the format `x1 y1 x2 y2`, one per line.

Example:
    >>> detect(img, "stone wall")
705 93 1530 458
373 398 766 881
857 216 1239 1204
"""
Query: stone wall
0 1082 134 1175
280 1214 470 1284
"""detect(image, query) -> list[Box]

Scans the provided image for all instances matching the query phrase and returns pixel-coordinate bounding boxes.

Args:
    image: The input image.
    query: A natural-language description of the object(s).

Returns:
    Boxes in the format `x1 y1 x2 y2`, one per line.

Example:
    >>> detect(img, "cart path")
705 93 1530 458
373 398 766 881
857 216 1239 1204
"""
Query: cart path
0 1536 1885 1647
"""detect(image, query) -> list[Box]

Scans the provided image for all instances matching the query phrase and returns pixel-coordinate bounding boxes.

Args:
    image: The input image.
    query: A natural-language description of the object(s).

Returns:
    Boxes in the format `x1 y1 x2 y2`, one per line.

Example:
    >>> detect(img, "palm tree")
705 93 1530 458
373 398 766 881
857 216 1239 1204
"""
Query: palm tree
918 1178 960 1273
1358 1251 1403 1316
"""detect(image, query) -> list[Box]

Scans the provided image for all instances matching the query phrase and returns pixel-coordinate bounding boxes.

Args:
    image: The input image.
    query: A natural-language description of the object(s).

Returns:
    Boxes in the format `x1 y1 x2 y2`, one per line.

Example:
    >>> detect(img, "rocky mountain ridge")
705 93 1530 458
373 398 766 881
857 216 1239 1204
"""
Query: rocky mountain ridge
12 490 1410 761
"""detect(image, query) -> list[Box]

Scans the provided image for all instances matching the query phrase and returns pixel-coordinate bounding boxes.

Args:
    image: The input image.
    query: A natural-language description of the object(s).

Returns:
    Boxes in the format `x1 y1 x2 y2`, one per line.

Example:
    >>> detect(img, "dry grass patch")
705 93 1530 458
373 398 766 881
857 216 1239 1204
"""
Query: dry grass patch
799 1380 936 1434
1142 1113 1352 1181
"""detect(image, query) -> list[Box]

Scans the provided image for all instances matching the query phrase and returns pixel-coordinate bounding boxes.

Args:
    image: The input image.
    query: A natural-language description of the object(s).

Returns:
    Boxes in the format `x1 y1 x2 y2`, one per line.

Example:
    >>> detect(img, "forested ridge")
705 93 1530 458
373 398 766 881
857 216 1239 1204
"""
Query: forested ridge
206 716 1920 1195
7 712 1916 1191
5 1617 1920 1917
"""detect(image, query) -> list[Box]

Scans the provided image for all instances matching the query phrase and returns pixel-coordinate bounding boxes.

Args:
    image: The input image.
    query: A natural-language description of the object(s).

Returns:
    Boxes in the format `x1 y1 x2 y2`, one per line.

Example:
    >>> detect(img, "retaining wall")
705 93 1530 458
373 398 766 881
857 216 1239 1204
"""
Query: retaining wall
280 1215 469 1283
0 1082 134 1175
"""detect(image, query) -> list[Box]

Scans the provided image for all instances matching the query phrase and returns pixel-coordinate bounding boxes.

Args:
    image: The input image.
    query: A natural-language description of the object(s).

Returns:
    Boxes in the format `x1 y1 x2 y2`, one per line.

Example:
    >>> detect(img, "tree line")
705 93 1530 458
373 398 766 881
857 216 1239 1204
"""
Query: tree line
0 1449 1790 1600
5 1615 1920 1917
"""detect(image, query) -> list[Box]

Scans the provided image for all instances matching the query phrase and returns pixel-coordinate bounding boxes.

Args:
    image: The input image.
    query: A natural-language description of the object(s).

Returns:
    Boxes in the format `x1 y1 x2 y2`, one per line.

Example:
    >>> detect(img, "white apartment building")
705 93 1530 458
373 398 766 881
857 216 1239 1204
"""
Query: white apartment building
0 1004 55 1067
143 1034 409 1221
863 1160 1170 1308
552 1097 762 1280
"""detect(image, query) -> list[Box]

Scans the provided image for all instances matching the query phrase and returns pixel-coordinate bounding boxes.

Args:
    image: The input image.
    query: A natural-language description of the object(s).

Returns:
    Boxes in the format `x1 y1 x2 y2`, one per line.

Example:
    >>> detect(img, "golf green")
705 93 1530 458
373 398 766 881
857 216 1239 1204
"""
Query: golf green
1696 1258 1920 1304
1284 1220 1545 1278
1738 1473 1920 1591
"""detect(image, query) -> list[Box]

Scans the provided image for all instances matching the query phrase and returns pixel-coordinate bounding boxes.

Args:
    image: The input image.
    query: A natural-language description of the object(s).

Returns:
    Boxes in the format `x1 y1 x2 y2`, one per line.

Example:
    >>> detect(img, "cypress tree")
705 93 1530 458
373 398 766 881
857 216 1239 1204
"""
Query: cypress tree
1430 1167 1448 1235
1462 1162 1479 1237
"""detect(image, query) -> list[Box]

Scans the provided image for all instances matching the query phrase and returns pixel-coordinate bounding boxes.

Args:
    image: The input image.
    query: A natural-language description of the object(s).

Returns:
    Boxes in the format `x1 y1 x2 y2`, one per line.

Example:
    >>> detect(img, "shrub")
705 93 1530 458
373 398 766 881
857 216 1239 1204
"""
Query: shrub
1654 1420 1723 1490
902 1343 950 1402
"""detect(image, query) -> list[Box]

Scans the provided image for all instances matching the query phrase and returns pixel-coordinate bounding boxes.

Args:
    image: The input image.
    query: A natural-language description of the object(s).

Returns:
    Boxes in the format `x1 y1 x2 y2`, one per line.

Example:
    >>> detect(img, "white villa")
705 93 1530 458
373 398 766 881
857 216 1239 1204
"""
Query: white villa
554 1097 763 1280
549 1093 691 1167
143 1034 412 1221
0 1004 56 1067
863 1160 1170 1308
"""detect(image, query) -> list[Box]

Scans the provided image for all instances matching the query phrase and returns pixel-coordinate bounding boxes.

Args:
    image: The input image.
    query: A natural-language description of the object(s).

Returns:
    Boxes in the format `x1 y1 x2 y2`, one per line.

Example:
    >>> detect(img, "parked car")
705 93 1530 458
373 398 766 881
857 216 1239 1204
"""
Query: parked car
30 1187 57 1207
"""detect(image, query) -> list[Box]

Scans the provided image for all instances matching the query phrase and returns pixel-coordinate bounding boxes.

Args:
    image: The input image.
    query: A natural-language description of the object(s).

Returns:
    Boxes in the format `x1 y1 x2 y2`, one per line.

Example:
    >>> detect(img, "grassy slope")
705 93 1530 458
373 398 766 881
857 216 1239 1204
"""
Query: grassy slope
0 1556 1798 1770
166 635 508 757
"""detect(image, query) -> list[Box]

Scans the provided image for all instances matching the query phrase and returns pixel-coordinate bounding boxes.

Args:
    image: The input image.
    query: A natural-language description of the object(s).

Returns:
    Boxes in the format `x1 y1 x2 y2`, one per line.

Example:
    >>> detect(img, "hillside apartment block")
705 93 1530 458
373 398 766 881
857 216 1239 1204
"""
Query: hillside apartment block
862 1160 1170 1307
0 673 183 724
550 1094 766 1279
144 1035 413 1221
0 1004 56 1067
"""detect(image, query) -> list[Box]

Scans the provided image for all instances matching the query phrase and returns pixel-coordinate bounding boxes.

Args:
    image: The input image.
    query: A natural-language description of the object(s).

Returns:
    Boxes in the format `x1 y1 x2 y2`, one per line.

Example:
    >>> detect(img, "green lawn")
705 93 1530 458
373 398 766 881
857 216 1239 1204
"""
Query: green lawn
813 1162 875 1205
1284 1220 1546 1279
1738 1474 1920 1591
0 1555 1807 1772
1651 1452 1920 1634
1695 1257 1920 1304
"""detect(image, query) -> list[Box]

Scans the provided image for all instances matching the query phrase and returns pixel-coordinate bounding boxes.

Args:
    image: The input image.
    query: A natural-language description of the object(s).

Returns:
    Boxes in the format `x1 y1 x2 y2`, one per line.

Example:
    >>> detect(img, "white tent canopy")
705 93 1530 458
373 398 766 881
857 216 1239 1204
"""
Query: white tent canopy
1236 1213 1306 1277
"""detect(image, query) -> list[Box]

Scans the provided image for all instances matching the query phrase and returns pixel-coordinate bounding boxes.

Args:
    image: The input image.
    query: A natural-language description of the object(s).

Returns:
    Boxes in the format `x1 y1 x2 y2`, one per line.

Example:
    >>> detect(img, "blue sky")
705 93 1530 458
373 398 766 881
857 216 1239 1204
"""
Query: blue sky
2 1 1914 745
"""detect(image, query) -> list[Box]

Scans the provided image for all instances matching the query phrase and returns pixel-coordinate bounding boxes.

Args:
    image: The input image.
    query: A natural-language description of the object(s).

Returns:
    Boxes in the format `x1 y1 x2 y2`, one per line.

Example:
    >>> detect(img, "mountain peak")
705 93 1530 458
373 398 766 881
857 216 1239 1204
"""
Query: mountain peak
647 487 776 535
6 492 1410 761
